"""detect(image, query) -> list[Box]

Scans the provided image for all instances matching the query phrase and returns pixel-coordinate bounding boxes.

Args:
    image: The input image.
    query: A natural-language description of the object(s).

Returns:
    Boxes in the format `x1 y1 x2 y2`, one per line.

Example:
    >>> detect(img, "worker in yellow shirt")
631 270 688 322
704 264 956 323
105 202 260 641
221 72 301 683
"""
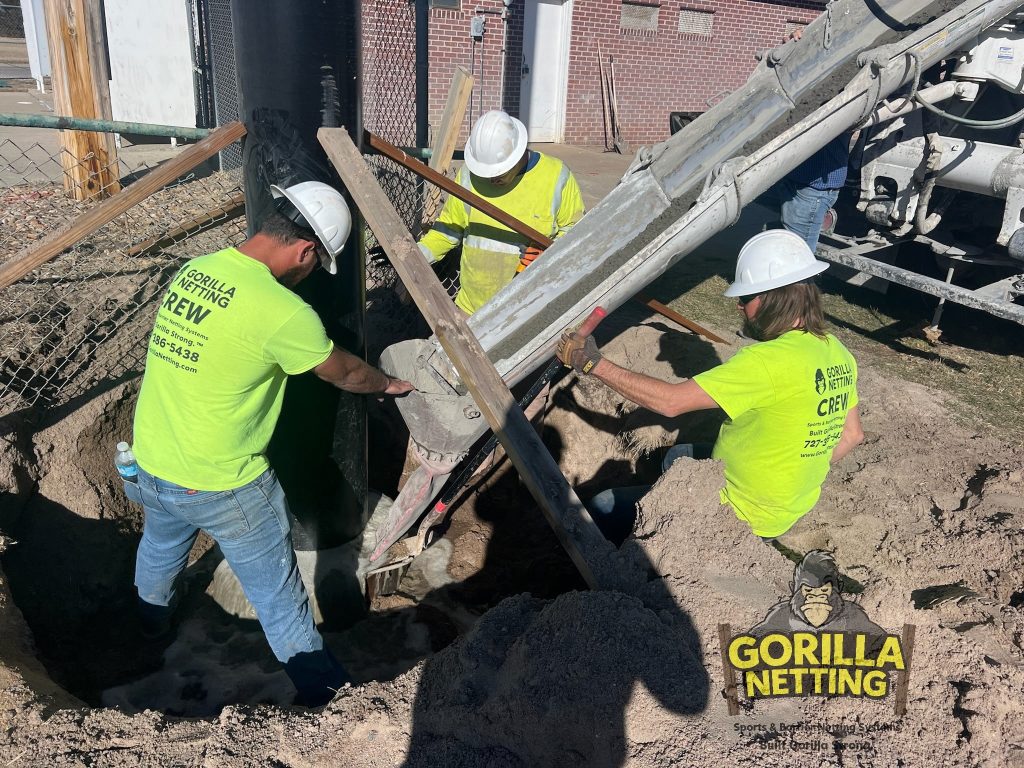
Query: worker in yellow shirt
418 110 586 314
558 230 864 543
130 182 413 708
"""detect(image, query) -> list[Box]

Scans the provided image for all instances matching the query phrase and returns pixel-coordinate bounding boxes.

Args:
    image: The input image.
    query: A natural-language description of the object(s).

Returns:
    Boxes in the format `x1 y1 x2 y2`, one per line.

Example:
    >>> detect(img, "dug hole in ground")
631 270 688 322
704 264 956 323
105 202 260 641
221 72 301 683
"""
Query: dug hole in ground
1 298 1022 767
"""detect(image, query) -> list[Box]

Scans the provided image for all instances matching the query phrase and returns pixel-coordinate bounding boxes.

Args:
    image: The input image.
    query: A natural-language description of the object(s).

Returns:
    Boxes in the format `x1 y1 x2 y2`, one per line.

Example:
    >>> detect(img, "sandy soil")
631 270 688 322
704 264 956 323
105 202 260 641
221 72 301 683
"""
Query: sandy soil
1 307 1022 767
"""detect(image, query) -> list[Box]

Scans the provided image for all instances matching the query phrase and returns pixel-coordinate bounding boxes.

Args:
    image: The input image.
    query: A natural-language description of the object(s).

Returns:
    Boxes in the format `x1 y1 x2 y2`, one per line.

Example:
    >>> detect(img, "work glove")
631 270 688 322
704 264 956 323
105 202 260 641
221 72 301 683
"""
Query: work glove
516 245 544 273
557 332 602 375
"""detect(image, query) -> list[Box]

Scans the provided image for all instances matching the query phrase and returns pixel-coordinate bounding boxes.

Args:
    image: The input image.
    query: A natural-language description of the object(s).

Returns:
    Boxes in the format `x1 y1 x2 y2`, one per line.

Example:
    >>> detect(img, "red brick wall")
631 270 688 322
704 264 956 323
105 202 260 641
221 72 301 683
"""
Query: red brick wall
363 0 826 148
425 1 520 147
564 0 825 145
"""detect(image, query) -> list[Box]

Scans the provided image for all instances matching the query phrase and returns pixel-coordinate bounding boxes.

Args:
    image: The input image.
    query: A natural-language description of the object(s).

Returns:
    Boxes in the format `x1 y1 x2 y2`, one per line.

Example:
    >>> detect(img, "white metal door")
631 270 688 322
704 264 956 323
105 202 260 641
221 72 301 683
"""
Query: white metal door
105 0 197 128
519 0 570 143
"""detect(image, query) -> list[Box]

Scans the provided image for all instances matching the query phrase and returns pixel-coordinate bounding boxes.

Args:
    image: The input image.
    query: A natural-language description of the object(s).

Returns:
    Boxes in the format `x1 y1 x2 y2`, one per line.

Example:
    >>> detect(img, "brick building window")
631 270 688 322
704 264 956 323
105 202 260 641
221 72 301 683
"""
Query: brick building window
677 8 713 37
620 1 660 35
785 19 813 37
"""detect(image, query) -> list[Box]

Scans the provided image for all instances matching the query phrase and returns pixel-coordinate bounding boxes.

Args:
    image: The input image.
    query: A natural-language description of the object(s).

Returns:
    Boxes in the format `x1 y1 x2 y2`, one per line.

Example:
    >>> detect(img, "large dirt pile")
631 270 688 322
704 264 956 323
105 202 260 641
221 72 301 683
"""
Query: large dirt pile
1 315 1022 766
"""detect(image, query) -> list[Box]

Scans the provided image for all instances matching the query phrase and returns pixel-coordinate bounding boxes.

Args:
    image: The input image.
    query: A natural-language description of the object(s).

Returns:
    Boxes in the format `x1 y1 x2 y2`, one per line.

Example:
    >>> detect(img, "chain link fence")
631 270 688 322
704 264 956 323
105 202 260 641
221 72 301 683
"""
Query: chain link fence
362 0 460 359
1 1 460 419
0 3 24 39
0 130 246 421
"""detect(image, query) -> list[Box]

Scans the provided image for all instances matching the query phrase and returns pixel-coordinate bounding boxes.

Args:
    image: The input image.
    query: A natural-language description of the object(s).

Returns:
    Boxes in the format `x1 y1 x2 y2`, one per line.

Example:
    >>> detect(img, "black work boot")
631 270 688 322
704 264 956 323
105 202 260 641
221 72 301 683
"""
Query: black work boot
284 647 352 708
136 598 174 640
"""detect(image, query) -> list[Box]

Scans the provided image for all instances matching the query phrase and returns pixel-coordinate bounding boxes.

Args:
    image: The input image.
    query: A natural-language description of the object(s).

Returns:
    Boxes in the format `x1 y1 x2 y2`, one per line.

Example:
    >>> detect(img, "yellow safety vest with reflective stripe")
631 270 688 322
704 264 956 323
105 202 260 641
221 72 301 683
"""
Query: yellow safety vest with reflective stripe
418 151 585 315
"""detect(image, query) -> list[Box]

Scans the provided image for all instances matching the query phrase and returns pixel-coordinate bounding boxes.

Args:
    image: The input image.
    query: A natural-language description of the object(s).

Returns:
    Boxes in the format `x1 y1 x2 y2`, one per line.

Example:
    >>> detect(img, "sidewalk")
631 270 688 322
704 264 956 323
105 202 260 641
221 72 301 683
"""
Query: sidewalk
0 37 28 65
530 143 632 209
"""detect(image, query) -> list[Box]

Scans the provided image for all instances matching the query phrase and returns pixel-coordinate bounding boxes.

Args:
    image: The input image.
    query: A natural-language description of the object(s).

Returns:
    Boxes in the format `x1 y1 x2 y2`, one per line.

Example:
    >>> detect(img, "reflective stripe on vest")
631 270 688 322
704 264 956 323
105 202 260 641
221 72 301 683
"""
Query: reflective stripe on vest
464 234 521 255
550 163 571 234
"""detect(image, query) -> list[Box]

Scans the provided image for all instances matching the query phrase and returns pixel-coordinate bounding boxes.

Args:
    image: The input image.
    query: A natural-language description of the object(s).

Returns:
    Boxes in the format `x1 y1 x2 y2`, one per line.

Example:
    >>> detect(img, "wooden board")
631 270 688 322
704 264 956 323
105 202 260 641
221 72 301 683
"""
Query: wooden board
423 66 474 224
718 623 740 715
320 126 640 593
367 130 554 248
893 623 916 716
43 0 120 200
634 294 729 345
0 121 246 290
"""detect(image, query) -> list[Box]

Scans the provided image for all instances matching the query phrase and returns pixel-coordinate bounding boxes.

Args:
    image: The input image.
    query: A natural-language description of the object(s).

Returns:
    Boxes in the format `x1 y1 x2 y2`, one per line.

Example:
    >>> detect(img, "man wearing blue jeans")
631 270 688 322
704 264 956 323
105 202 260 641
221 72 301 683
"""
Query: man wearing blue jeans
588 443 713 545
131 181 413 707
763 134 849 253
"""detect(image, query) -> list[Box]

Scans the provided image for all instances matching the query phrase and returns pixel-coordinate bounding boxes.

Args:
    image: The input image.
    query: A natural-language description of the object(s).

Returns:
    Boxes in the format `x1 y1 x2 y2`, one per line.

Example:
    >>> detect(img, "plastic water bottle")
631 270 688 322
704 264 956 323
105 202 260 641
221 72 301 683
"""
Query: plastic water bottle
115 441 139 483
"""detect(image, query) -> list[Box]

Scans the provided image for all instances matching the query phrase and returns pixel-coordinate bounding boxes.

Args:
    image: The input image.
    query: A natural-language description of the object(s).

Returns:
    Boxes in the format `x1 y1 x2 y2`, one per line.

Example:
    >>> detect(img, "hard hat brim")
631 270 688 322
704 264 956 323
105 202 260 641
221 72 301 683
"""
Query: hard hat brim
271 183 340 275
724 259 828 296
463 116 529 178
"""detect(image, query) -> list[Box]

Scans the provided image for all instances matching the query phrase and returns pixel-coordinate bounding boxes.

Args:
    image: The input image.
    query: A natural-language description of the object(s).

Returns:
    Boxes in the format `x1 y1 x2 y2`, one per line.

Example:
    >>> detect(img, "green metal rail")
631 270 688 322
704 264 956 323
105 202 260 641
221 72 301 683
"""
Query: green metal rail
0 114 465 161
0 113 211 140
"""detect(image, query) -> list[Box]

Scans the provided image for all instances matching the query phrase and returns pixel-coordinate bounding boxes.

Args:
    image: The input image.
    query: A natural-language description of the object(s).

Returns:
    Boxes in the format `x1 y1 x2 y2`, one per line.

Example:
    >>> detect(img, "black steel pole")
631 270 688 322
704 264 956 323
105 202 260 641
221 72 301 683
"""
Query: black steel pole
231 0 366 550
415 0 429 148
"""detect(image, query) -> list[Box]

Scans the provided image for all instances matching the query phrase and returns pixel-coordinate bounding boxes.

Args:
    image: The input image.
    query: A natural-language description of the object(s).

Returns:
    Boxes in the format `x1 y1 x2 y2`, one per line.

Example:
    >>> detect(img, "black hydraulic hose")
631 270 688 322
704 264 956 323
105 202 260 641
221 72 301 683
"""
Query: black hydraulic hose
914 92 1024 130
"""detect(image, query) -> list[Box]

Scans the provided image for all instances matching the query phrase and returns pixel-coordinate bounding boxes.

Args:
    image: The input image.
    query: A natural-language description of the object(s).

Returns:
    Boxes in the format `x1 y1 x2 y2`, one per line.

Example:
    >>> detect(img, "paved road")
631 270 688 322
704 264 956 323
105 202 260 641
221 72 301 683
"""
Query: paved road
0 37 28 65
530 143 632 209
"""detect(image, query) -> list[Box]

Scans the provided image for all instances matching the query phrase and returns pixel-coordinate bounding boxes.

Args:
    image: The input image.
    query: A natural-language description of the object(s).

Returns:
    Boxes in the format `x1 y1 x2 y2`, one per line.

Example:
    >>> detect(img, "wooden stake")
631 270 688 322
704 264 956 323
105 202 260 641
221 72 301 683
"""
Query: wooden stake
609 55 628 155
719 623 740 715
893 623 915 716
423 66 474 224
43 0 120 200
0 122 246 290
320 126 641 594
634 293 730 345
367 130 554 247
596 41 612 152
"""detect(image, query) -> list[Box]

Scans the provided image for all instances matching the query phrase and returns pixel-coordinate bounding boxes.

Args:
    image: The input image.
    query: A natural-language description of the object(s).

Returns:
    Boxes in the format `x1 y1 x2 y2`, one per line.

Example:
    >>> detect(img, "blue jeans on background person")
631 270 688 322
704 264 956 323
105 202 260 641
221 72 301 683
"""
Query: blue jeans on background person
763 177 840 254
133 466 347 706
588 443 714 546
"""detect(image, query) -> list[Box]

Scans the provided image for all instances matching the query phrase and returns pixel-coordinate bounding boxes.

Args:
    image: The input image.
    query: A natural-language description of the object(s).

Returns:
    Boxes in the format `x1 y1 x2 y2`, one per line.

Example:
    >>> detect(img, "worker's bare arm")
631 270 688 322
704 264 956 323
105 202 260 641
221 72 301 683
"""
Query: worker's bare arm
830 406 864 463
313 348 414 395
590 358 719 418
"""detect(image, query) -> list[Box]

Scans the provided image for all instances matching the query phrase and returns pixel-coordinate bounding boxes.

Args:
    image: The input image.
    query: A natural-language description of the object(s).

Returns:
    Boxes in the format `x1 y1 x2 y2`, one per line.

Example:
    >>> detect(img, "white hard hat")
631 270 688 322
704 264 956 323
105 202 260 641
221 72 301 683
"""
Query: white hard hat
270 181 352 275
724 229 829 297
463 110 529 178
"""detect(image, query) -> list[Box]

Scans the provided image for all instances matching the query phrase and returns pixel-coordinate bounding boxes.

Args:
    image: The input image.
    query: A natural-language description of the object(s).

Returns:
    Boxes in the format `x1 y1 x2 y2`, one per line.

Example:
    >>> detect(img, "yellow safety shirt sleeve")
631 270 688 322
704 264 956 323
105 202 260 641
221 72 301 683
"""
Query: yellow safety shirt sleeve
418 189 468 263
554 171 585 237
263 305 335 375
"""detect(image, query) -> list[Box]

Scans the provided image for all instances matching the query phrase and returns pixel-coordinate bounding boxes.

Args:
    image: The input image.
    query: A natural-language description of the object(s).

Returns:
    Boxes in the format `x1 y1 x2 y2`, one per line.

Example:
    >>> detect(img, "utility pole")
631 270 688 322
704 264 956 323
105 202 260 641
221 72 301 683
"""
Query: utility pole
42 0 119 201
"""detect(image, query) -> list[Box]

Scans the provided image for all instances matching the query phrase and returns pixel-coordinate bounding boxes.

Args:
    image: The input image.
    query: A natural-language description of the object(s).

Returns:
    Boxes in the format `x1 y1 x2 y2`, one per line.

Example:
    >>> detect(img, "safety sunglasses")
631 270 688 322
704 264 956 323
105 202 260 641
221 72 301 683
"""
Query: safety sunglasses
737 293 761 307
